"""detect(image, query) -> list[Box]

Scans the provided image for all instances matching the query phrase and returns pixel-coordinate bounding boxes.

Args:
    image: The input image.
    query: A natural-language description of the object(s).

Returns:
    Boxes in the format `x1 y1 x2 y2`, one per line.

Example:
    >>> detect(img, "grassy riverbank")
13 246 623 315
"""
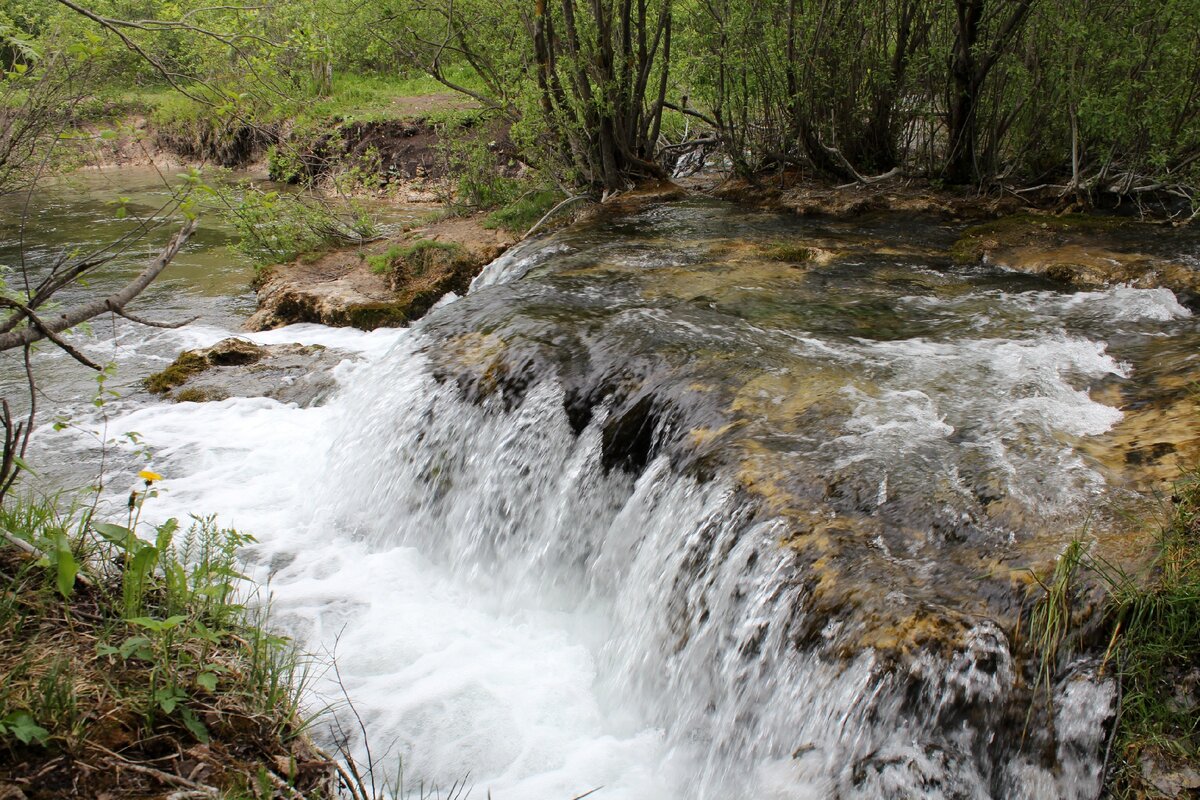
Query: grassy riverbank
0 488 335 799
1106 471 1200 797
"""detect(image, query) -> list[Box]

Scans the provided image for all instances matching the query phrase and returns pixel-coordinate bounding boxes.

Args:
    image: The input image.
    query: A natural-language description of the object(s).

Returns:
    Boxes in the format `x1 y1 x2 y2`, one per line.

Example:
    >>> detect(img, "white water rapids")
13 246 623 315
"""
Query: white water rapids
25 205 1199 799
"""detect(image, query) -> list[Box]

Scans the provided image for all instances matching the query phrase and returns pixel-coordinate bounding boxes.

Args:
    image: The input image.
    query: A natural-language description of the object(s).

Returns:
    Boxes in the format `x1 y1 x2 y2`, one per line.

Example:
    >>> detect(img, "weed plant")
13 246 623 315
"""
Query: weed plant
1027 472 1200 797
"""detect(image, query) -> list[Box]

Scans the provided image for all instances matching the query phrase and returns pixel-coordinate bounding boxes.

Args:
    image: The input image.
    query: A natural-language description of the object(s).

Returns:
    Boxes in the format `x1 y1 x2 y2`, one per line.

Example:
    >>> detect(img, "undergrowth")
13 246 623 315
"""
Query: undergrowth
482 189 563 234
1102 473 1200 797
0 484 334 799
366 239 460 277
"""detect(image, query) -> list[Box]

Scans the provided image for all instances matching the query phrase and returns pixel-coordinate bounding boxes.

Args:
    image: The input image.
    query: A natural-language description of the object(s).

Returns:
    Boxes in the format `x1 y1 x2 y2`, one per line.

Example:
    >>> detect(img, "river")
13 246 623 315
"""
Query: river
3 169 1199 799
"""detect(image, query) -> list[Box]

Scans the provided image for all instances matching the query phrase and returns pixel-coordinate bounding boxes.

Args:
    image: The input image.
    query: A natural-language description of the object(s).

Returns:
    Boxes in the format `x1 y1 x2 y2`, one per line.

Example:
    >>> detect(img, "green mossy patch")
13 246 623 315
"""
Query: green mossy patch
761 242 815 263
174 387 228 403
144 352 210 395
343 301 415 329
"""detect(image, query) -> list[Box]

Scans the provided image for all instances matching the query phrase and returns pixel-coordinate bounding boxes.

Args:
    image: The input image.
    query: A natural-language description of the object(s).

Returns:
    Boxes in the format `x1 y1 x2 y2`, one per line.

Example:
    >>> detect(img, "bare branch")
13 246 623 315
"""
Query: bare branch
0 220 198 354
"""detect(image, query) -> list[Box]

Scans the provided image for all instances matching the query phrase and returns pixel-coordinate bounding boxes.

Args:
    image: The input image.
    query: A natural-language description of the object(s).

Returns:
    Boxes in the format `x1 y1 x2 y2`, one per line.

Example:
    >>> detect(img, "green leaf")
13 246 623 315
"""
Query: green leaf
10 455 36 475
154 518 179 553
127 617 164 633
196 672 218 692
179 707 210 744
118 635 152 659
154 686 185 714
53 534 77 598
93 522 140 552
1 712 49 746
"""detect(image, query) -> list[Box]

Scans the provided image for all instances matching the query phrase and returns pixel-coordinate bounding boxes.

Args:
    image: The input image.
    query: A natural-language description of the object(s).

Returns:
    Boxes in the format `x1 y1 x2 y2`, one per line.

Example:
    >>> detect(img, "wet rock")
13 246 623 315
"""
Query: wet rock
248 215 515 331
145 338 351 407
952 213 1200 306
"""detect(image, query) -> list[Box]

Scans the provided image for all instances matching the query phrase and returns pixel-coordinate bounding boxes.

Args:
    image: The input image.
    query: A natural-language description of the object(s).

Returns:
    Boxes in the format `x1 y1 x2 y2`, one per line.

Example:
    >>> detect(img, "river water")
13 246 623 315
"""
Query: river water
3 171 1200 799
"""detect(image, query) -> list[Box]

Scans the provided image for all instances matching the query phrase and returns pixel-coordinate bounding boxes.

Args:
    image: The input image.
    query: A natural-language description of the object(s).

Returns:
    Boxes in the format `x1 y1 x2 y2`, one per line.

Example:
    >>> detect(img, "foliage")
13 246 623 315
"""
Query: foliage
211 180 378 267
366 238 461 280
0 489 328 796
442 132 521 211
482 189 564 234
1100 474 1200 796
1026 473 1200 796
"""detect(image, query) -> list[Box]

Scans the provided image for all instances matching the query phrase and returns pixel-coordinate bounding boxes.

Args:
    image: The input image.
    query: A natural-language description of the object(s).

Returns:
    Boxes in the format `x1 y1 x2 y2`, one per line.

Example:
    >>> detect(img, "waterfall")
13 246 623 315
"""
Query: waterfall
67 202 1200 799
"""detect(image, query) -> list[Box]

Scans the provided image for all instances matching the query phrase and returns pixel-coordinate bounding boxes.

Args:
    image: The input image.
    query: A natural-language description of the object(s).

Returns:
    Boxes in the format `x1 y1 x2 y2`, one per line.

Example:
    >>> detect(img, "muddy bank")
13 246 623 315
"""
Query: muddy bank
248 214 516 331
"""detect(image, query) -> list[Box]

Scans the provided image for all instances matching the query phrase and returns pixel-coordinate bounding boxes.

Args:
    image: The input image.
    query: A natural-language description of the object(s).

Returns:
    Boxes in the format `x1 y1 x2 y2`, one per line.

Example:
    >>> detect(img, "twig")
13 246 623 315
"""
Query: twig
523 195 591 240
0 219 198 353
0 527 94 586
102 757 219 797
106 303 198 329
311 743 370 800
2 528 42 558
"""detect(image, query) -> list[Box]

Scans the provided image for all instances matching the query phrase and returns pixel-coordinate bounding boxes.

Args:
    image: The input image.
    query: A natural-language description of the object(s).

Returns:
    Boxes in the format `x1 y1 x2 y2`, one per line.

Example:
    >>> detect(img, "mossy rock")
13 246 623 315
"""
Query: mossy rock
144 351 211 394
344 301 415 330
144 340 266 394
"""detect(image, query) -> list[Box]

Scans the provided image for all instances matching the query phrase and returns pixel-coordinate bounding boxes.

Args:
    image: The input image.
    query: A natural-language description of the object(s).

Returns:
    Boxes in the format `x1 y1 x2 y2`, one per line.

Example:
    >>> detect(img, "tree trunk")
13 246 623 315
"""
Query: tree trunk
946 0 982 184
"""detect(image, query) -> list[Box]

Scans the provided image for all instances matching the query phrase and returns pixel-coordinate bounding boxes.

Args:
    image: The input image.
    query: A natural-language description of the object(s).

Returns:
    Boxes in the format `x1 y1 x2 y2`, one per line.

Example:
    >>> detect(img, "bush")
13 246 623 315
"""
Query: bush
212 181 378 267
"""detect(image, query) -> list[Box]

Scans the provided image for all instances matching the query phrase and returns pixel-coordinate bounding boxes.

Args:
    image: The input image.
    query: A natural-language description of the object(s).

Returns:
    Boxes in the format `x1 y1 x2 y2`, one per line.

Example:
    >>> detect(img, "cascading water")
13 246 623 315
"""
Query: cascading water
26 198 1200 798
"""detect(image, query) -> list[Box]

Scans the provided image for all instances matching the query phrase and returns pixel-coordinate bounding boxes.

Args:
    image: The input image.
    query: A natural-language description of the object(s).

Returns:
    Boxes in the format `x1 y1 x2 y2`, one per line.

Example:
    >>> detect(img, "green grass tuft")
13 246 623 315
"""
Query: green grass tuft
483 189 564 233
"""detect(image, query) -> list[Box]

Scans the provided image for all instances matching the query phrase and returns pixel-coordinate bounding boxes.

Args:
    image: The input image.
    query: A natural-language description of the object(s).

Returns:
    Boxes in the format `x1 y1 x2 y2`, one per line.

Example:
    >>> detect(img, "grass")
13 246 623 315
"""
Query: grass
99 69 485 130
1101 473 1200 797
0 490 333 798
367 239 462 278
482 189 564 234
1026 471 1200 797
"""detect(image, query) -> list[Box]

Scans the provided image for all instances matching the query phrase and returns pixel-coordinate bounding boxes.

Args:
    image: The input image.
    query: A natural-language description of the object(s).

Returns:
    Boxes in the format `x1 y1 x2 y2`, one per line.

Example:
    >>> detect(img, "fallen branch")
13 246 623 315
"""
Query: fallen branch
835 166 901 189
98 755 218 798
0 527 94 586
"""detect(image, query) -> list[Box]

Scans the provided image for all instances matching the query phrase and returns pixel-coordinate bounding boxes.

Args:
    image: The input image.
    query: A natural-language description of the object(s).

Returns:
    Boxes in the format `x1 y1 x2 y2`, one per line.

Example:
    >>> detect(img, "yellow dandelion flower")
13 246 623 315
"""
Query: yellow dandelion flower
138 470 163 483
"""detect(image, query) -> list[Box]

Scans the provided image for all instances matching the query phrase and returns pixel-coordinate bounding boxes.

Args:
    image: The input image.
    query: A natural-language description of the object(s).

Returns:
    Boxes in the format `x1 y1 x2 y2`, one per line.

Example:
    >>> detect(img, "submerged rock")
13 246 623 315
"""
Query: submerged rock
144 338 350 406
952 213 1200 307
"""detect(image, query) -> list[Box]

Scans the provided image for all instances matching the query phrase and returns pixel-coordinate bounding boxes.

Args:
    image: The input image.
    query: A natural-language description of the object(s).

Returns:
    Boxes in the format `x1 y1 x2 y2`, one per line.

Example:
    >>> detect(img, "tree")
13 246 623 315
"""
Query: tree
944 0 1036 184
391 0 673 192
